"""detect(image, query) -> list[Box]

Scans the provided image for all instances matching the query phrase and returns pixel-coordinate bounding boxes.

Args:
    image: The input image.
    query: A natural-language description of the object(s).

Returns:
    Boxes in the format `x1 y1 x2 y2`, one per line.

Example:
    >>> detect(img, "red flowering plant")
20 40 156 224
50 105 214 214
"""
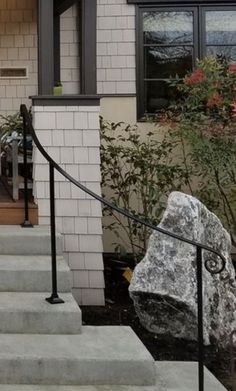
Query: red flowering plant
166 56 236 138
161 57 236 235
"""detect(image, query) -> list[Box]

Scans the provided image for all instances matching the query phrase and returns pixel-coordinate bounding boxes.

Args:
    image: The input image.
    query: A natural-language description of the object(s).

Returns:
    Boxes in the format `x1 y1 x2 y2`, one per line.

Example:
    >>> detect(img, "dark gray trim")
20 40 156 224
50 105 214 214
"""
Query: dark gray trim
100 93 136 97
80 0 97 94
54 15 61 84
136 4 143 120
54 0 77 16
30 95 101 106
38 0 54 95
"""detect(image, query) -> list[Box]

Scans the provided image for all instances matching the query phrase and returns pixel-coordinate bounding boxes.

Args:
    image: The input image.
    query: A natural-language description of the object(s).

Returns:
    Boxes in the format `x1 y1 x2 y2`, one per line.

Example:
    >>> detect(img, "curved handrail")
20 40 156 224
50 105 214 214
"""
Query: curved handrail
20 104 226 267
21 103 229 391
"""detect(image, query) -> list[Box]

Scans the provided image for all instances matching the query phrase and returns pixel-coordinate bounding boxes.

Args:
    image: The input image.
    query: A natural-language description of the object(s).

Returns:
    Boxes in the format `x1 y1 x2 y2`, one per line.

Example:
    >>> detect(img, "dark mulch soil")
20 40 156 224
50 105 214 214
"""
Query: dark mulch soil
82 257 233 391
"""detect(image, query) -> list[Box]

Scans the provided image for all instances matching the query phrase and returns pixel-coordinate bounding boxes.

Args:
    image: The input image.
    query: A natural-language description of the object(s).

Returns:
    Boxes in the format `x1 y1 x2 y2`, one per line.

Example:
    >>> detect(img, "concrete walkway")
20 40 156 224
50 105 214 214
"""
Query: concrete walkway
0 362 227 391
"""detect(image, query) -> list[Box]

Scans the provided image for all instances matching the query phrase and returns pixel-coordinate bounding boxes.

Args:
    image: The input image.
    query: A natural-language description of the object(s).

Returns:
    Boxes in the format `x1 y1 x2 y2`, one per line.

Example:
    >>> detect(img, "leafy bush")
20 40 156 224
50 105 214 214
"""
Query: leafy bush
162 56 236 235
100 118 188 261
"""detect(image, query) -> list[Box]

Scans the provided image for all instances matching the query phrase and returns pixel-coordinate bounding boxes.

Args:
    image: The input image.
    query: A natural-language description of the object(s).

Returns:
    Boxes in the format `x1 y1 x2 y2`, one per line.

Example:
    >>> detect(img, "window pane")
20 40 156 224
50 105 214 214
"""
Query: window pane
206 11 236 45
143 11 193 44
207 46 236 62
145 46 193 78
145 80 175 113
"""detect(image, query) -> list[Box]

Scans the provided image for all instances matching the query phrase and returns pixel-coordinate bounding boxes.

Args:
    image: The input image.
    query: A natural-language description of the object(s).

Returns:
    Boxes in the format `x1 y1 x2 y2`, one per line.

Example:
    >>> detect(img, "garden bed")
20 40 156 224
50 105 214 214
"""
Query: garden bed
82 256 232 391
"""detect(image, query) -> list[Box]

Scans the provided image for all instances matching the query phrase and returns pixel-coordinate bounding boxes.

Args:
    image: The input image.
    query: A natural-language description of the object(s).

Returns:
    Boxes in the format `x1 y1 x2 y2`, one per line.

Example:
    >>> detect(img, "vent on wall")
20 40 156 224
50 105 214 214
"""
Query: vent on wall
0 67 28 79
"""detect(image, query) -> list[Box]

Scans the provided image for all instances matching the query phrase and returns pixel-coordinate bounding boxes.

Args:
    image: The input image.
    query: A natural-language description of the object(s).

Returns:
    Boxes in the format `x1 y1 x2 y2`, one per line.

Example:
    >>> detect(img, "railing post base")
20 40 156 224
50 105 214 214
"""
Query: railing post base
46 294 64 305
21 220 33 228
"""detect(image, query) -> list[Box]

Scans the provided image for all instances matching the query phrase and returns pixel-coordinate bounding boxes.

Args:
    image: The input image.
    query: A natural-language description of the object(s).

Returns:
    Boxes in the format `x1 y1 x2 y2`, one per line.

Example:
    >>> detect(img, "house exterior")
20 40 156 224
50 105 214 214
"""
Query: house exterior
0 0 235 305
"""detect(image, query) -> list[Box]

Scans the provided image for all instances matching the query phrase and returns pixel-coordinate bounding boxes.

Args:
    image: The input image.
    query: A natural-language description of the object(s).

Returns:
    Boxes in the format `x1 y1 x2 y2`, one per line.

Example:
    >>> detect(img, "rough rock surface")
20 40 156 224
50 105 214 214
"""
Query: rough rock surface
129 191 236 347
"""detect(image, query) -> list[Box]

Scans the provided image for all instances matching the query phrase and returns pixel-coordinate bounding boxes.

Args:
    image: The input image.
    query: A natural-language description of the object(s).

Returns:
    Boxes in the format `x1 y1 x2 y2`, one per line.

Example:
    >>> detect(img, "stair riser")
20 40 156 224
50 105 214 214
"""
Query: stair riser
0 312 81 334
0 236 62 255
0 359 155 386
0 207 38 226
0 271 71 292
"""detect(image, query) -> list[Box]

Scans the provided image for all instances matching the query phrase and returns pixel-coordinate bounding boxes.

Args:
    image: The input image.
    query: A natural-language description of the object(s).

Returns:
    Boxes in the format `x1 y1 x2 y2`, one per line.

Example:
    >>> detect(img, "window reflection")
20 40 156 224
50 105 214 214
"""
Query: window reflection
207 46 236 62
145 46 193 78
140 8 236 117
206 11 236 45
143 11 193 44
145 81 176 113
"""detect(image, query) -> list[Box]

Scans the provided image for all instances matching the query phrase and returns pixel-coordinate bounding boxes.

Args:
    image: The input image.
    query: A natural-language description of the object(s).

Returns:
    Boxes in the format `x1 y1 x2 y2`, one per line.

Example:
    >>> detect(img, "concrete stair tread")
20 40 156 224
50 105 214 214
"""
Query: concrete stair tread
0 292 81 334
156 361 227 391
0 362 227 390
0 326 155 386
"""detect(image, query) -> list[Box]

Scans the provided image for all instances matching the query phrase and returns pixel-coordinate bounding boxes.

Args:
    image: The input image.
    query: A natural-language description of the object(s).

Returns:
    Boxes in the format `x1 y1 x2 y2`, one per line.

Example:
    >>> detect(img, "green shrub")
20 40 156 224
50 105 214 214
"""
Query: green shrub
100 118 188 261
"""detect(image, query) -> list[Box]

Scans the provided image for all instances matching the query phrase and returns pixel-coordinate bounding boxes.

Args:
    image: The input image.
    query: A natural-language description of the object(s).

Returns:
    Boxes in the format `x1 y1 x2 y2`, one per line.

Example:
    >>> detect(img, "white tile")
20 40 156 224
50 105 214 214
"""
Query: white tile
64 234 79 252
73 270 89 288
69 253 85 270
81 288 105 306
84 253 104 270
79 235 103 252
35 113 56 130
74 217 88 234
87 218 103 234
89 271 105 288
56 112 74 129
64 130 83 147
74 112 88 130
60 147 74 164
62 217 75 234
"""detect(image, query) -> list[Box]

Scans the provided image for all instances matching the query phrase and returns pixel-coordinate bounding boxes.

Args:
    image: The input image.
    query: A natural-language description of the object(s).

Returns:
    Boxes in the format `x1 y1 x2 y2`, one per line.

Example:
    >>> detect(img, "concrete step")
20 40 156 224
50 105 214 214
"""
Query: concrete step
0 226 62 255
0 292 81 334
0 326 155 386
155 361 227 391
0 255 71 292
0 362 227 390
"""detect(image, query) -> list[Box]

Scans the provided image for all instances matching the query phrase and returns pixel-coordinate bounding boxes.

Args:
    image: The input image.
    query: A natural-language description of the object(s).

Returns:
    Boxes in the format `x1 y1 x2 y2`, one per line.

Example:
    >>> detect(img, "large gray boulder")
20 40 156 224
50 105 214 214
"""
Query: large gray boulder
129 191 236 347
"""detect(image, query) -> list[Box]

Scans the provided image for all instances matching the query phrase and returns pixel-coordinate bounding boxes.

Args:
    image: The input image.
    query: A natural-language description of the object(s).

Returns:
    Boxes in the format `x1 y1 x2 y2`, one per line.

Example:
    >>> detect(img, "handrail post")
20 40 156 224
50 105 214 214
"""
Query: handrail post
46 162 64 304
12 138 19 201
21 114 33 228
196 246 204 391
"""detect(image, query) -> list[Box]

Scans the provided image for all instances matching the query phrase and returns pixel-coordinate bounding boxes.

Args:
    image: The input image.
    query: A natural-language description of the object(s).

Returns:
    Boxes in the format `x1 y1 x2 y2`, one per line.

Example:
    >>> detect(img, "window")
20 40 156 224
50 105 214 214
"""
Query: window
137 5 236 120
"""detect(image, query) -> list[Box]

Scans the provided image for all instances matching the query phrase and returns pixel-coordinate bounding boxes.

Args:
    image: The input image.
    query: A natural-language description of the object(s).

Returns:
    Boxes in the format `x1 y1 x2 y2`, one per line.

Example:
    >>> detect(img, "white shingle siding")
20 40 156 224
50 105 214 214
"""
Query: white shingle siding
0 2 80 113
33 105 105 306
0 0 37 115
60 5 80 95
97 0 136 94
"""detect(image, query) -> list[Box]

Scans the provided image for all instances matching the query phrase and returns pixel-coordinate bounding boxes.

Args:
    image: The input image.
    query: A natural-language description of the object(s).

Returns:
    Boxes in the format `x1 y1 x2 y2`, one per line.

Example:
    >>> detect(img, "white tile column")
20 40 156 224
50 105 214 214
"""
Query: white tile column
32 103 104 306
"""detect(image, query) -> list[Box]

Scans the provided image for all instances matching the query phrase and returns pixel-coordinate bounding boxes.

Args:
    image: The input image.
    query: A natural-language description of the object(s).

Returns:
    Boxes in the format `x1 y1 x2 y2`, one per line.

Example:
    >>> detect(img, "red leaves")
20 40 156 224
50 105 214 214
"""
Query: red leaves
206 92 223 108
229 63 236 73
184 69 206 86
231 101 236 117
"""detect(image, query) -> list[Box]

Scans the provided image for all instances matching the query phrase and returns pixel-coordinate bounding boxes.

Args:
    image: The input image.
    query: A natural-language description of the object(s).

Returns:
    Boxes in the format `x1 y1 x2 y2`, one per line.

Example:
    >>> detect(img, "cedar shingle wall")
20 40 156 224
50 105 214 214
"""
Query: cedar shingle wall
33 105 105 306
97 0 136 94
60 5 80 94
0 0 37 114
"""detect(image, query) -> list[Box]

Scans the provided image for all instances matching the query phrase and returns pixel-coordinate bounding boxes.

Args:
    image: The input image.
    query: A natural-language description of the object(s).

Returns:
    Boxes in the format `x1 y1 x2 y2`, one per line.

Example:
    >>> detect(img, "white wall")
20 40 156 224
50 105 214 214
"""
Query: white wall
0 0 38 115
33 105 105 306
97 0 136 94
60 4 80 95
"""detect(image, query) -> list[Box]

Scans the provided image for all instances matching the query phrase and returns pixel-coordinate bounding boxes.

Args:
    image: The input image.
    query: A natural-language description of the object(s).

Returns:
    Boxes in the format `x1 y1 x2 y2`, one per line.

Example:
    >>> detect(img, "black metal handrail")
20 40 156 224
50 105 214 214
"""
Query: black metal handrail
20 103 226 391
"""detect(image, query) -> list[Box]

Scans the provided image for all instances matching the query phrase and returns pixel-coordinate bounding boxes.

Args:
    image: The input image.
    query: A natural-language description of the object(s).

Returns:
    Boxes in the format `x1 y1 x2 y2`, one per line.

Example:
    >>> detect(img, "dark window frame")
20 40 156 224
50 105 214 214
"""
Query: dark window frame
136 2 236 120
